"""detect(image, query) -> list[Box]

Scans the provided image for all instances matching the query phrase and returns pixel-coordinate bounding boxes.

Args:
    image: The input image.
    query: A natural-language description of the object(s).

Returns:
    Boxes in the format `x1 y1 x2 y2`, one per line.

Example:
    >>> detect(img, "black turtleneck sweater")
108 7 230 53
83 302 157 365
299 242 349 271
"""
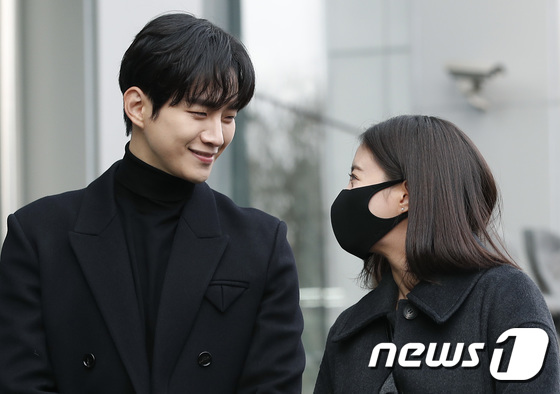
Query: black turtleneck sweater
114 144 194 366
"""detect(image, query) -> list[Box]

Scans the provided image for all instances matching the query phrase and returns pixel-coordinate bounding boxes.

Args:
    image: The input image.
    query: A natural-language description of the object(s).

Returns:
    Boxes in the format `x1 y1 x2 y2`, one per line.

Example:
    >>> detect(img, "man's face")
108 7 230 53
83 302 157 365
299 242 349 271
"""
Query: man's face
129 96 237 183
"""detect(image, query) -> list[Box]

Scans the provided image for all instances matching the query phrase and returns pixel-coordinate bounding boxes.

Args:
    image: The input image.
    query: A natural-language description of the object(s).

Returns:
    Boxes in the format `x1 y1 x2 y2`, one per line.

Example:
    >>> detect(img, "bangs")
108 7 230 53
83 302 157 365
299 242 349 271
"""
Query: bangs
167 37 255 111
172 67 252 110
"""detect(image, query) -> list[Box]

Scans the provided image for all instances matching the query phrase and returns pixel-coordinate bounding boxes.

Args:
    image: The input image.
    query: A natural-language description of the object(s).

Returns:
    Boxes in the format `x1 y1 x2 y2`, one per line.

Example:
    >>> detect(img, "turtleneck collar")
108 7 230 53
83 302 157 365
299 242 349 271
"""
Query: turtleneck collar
115 143 194 203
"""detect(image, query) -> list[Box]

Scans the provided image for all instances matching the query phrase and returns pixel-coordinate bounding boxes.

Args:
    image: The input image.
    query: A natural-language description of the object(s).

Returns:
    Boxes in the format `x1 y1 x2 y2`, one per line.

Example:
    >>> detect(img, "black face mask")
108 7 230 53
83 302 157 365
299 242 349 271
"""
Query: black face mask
330 179 408 260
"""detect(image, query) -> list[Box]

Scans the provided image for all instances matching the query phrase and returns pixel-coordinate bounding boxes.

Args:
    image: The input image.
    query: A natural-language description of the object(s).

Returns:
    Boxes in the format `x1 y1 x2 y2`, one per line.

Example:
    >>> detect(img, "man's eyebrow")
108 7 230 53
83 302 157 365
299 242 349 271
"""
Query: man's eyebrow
189 97 216 107
189 97 238 110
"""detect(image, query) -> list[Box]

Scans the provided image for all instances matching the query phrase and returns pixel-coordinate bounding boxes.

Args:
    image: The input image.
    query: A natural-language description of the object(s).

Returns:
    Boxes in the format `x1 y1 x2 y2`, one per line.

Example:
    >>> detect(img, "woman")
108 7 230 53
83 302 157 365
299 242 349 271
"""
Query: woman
314 115 559 393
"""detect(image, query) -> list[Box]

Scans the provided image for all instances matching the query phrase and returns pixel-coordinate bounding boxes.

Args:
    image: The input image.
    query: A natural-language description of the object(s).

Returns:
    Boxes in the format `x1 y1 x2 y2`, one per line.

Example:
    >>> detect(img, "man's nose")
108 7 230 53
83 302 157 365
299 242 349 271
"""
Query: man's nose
201 117 224 146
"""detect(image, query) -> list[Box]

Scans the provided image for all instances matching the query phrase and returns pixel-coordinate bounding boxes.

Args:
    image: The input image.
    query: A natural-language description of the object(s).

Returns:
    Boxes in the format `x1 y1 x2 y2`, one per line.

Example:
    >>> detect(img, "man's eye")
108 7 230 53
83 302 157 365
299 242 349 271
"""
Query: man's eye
190 111 207 117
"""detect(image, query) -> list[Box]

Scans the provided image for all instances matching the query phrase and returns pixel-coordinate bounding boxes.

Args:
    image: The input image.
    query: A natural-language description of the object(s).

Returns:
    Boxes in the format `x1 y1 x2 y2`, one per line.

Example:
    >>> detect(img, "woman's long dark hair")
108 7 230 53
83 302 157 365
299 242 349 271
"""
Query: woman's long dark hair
360 115 517 288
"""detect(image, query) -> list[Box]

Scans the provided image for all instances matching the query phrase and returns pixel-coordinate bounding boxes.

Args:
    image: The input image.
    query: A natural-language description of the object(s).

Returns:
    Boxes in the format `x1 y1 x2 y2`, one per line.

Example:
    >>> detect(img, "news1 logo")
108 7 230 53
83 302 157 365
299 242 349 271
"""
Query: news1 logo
368 328 549 381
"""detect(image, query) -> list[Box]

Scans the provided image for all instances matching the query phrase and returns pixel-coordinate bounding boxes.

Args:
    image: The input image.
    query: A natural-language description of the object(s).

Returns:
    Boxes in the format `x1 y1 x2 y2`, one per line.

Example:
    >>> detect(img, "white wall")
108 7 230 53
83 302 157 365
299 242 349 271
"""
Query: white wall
19 0 89 204
409 0 558 266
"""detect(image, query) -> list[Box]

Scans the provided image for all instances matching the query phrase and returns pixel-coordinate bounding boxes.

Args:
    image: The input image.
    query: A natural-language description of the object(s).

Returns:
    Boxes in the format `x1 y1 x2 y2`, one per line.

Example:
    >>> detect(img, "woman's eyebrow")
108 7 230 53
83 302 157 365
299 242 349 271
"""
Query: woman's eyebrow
351 164 363 172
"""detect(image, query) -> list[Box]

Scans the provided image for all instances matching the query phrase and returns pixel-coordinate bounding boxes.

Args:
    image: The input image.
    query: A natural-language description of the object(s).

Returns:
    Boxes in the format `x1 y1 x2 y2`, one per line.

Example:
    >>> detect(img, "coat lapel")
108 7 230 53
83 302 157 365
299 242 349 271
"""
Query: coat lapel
407 269 485 324
332 272 399 342
68 162 150 394
334 269 488 342
151 183 229 390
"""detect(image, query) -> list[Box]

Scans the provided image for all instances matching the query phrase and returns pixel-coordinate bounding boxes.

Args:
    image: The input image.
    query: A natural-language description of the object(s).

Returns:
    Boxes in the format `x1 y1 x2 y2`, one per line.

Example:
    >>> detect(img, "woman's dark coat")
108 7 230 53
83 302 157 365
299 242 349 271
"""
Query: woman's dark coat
0 162 305 393
314 265 560 393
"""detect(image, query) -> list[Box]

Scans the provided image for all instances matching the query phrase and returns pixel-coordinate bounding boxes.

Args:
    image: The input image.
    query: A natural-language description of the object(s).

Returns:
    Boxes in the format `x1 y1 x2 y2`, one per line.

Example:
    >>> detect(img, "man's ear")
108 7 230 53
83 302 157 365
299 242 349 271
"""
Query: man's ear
123 87 150 129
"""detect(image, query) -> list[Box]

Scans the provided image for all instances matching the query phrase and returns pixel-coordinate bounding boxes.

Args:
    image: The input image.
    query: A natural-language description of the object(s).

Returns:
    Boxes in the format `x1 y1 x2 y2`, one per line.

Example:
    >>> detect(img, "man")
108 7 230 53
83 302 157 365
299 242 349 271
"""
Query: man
0 13 305 393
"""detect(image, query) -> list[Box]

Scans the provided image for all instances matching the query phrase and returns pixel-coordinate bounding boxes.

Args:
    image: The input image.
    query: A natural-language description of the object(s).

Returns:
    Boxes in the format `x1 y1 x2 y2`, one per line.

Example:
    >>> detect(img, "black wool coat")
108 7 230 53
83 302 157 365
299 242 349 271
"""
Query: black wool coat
314 265 560 393
0 161 305 393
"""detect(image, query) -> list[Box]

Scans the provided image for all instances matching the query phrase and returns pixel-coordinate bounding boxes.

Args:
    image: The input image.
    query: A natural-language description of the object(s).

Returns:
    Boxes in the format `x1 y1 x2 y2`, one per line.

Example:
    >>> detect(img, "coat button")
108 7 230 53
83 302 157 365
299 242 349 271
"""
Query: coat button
82 353 96 369
197 351 212 367
403 304 418 320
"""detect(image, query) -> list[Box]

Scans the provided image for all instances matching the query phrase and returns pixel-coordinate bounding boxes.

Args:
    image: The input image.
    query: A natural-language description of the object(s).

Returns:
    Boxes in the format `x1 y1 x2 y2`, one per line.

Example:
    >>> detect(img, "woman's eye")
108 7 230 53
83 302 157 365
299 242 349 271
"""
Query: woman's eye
348 173 357 181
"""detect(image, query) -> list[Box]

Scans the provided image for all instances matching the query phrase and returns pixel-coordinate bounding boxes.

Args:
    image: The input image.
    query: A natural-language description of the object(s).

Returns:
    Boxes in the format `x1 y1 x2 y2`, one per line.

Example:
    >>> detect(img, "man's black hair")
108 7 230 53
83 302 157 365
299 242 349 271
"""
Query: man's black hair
119 12 256 135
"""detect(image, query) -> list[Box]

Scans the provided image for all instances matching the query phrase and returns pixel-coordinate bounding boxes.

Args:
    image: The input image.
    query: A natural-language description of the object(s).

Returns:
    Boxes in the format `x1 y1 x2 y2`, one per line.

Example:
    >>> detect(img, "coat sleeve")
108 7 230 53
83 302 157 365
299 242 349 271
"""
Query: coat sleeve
486 268 560 393
236 221 305 393
0 214 59 393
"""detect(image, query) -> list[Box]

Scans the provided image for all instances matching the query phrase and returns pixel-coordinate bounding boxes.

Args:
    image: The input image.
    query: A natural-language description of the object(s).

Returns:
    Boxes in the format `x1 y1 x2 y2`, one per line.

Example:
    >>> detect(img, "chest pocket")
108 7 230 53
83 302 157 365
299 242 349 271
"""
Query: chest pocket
204 280 249 312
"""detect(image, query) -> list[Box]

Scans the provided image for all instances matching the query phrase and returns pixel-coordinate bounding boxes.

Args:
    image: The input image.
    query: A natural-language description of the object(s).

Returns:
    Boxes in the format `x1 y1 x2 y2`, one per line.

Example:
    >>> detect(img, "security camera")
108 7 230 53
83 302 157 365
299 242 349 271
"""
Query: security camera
446 62 504 87
446 61 505 111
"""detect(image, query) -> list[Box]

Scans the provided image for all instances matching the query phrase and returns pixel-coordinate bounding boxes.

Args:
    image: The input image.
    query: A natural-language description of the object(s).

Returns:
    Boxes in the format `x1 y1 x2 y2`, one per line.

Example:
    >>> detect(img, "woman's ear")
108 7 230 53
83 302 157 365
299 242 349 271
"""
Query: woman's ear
398 180 409 213
123 87 149 129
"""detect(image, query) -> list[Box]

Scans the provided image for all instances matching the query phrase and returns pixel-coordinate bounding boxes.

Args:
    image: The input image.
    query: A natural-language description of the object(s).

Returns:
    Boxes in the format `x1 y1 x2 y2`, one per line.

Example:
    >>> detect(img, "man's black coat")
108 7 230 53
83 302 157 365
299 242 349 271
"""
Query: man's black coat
0 162 305 393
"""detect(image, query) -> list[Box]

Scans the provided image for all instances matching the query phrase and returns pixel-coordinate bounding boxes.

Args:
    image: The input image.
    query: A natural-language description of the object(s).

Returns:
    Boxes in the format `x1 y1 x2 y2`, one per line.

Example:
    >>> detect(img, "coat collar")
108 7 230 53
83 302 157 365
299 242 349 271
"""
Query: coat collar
73 161 121 235
72 161 221 238
332 268 486 342
69 161 228 392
